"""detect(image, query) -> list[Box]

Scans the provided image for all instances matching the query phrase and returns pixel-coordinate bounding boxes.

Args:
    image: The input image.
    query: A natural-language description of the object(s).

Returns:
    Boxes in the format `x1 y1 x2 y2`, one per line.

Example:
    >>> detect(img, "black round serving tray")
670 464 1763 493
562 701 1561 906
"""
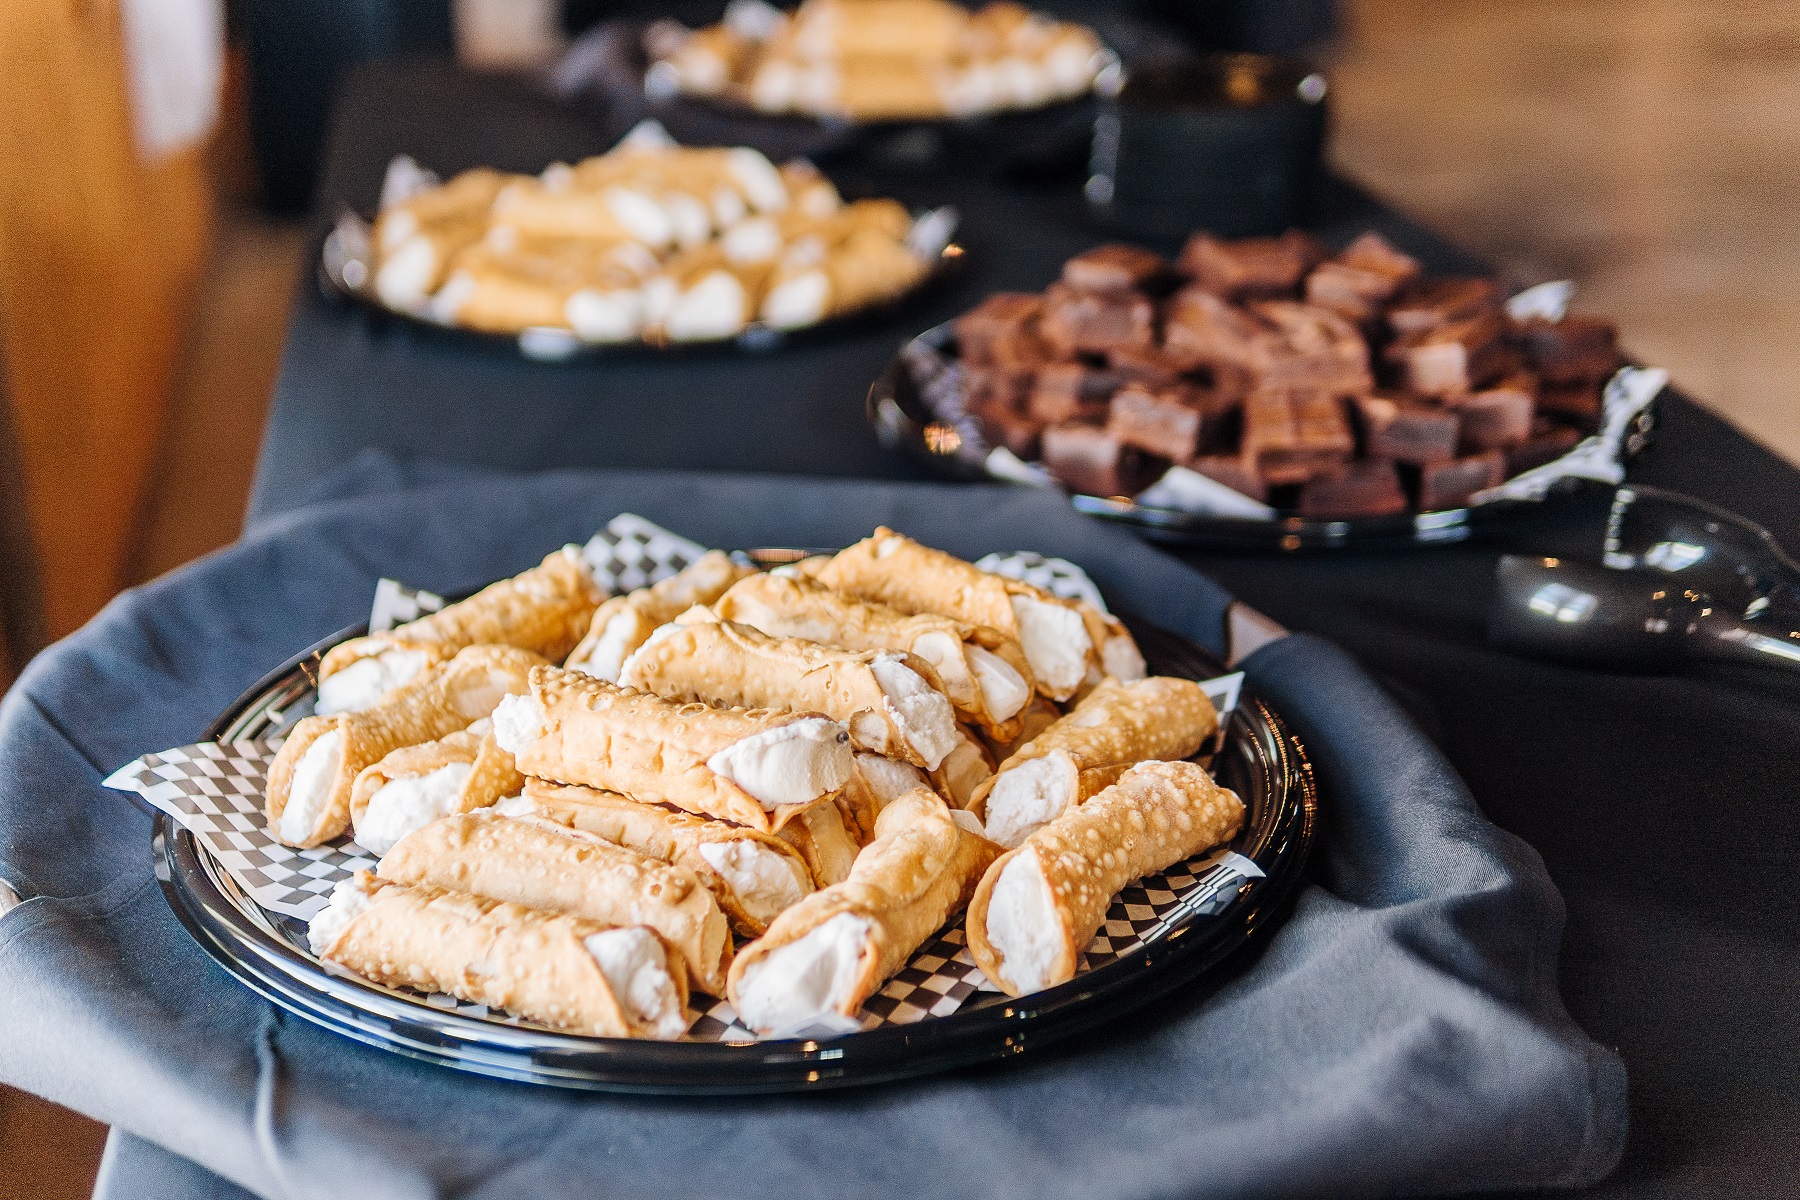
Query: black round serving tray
157 578 1316 1094
317 207 964 363
869 322 1661 551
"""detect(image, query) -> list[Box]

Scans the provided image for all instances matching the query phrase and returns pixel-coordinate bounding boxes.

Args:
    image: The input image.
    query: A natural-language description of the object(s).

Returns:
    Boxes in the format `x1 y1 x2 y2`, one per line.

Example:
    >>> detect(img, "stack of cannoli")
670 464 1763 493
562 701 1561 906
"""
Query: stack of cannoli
366 127 931 343
289 526 1245 1040
648 0 1106 121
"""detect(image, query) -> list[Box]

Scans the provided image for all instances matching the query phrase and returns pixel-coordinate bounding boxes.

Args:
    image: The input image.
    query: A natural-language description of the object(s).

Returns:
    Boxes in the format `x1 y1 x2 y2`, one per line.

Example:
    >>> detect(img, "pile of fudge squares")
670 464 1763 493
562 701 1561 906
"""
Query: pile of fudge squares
950 230 1623 516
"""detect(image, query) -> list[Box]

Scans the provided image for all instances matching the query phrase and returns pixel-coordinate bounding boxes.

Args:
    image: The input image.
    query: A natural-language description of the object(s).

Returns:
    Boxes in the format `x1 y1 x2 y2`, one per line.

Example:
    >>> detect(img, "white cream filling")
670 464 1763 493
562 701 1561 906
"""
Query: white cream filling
983 751 1076 849
491 793 531 817
316 648 429 715
666 192 712 248
666 270 748 342
733 911 872 1033
966 644 1031 722
378 207 418 252
615 620 684 683
855 752 929 809
987 849 1059 993
584 927 687 1039
1044 40 1097 95
1010 595 1093 697
750 59 799 112
1101 633 1147 682
358 761 474 856
697 840 809 925
567 609 646 681
374 235 438 310
711 184 748 229
707 717 852 810
307 874 373 955
722 217 782 265
492 694 548 756
870 654 957 771
725 147 788 212
427 270 477 323
280 729 344 844
565 288 644 344
605 187 674 248
760 270 829 330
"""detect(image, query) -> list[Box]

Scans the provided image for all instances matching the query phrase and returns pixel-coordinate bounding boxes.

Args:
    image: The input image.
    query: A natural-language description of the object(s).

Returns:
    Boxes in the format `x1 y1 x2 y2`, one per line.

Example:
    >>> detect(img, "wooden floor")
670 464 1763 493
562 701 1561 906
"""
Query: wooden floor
3 2 1798 1195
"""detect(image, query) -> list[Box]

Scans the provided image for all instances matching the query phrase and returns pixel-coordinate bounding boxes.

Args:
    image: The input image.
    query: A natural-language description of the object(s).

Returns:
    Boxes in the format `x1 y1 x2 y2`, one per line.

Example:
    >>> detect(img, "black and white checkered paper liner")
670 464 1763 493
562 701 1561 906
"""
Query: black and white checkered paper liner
105 515 1261 1041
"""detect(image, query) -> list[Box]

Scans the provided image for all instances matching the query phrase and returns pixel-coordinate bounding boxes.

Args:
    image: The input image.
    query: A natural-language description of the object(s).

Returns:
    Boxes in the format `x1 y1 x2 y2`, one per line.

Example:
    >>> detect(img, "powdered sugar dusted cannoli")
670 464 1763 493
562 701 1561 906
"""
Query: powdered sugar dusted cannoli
966 761 1244 997
566 550 754 682
377 809 733 995
492 666 852 833
505 781 812 935
971 676 1217 848
317 547 601 715
710 572 1034 741
349 719 524 854
308 872 690 1039
618 616 959 771
268 645 546 847
813 528 1099 701
726 788 998 1033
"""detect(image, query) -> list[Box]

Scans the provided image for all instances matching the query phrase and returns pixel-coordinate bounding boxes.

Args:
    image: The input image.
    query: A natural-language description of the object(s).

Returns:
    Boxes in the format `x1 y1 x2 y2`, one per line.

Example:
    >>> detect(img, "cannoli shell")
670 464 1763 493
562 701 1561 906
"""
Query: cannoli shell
320 548 602 686
267 645 546 847
822 227 927 314
317 873 690 1038
969 676 1217 818
930 728 996 809
727 788 999 1021
378 810 733 995
776 798 864 888
567 551 754 678
513 666 842 833
711 572 1034 740
348 723 524 835
965 761 1245 996
619 616 949 769
517 780 812 935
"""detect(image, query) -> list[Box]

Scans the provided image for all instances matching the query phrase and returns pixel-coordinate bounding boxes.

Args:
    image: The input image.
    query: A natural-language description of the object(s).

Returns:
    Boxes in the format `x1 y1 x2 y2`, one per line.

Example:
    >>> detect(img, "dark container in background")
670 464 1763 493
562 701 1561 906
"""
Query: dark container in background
1087 54 1328 241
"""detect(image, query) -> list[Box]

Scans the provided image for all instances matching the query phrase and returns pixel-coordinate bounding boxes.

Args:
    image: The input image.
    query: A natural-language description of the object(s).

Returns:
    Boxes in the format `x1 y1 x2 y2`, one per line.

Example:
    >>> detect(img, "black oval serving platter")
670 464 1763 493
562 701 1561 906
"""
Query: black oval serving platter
157 558 1317 1094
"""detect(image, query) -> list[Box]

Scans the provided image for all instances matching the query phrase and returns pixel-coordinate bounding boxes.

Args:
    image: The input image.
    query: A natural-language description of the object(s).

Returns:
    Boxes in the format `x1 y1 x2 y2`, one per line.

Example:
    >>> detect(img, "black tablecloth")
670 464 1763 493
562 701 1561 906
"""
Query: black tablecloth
149 60 1800 1198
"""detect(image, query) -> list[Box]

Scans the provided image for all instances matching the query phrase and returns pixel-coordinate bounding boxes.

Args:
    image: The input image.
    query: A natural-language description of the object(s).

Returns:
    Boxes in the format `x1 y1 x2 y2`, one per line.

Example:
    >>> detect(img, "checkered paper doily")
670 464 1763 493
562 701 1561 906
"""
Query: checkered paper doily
105 515 1261 1041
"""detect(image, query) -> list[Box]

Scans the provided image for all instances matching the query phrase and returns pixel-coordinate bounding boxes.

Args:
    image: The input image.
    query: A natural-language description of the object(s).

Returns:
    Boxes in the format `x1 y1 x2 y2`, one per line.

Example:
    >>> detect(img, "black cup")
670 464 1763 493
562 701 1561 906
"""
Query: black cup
1088 54 1328 240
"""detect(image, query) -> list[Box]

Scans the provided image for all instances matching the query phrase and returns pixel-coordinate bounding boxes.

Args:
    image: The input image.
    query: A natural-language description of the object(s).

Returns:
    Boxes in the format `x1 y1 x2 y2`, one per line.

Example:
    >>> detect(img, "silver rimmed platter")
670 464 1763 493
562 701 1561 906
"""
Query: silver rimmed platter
869 322 1662 551
156 557 1317 1094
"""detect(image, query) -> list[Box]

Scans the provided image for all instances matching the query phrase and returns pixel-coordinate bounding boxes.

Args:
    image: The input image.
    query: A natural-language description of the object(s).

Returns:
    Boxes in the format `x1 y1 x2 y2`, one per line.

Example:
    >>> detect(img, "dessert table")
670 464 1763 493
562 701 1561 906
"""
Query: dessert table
15 60 1800 1200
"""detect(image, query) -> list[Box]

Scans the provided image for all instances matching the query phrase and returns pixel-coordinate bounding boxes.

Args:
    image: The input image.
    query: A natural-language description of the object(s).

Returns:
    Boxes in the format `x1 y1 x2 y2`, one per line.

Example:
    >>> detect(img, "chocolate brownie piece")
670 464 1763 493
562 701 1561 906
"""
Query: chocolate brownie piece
1536 380 1603 432
954 292 1045 366
1418 451 1506 510
1178 230 1323 299
1107 384 1204 461
1391 309 1510 398
1355 393 1460 465
1040 422 1161 497
1387 277 1501 338
1027 362 1121 424
1505 419 1583 475
1454 374 1537 450
963 364 1035 411
1161 286 1275 372
1513 314 1620 384
1297 461 1408 517
1185 454 1269 501
1251 300 1375 394
1304 232 1421 322
1106 342 1188 389
1038 281 1155 357
1241 387 1354 485
1062 244 1167 294
970 397 1044 459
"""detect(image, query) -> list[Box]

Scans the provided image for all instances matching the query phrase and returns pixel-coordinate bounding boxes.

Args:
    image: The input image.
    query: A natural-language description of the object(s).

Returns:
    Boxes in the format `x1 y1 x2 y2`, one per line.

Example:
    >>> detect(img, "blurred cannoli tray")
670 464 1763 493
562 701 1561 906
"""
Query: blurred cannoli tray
869 233 1667 550
317 127 963 363
112 520 1316 1093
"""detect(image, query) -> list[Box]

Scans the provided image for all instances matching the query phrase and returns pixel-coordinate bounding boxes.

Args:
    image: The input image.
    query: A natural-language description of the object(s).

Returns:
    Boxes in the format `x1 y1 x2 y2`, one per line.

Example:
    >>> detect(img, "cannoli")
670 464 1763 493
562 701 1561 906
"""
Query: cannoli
268 645 546 847
317 546 602 715
853 751 932 811
643 245 776 342
349 719 524 854
761 224 926 329
711 572 1035 741
492 666 852 833
813 528 1098 701
377 810 733 995
776 797 865 888
726 788 999 1033
566 551 754 682
966 761 1245 996
931 727 996 809
308 872 690 1039
374 214 488 313
503 781 812 935
971 676 1217 848
491 177 674 248
618 616 959 771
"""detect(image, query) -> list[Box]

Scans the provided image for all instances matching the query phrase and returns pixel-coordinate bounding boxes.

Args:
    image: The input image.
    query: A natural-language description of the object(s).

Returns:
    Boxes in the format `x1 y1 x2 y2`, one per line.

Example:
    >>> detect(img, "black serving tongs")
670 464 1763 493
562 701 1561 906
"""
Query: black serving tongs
1488 484 1800 674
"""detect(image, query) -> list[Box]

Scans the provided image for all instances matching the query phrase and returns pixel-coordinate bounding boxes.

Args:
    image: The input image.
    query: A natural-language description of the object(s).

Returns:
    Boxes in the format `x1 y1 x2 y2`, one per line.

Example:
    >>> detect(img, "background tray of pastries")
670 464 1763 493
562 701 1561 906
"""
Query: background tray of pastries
871 230 1663 549
318 124 962 360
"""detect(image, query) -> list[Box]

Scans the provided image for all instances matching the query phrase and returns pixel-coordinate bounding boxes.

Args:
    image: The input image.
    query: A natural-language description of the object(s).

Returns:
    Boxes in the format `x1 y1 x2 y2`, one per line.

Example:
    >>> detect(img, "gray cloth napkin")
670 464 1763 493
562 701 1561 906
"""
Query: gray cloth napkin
0 458 1625 1199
